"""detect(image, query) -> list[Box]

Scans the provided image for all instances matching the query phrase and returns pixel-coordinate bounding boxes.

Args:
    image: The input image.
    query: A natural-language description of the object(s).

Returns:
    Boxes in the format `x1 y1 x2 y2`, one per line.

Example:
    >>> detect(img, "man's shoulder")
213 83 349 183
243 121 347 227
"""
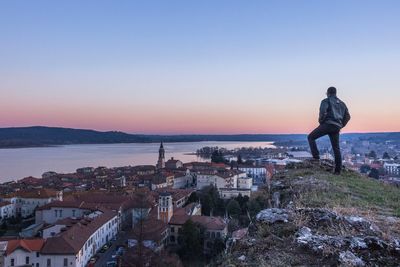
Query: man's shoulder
335 97 347 107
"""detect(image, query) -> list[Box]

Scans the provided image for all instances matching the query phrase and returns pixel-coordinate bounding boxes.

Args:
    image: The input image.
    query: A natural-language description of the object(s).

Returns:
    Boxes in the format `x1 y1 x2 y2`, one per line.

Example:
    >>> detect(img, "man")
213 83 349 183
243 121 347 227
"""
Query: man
308 87 351 174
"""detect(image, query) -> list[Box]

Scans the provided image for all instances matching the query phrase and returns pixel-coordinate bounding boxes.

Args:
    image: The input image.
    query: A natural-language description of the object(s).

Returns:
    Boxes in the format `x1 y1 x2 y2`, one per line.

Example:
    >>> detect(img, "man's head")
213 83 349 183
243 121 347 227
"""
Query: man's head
327 87 337 96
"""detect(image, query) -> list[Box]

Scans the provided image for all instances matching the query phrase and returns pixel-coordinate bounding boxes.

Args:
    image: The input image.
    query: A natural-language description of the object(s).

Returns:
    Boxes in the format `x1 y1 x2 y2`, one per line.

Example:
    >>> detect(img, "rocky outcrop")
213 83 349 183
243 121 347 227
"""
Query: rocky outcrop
214 163 400 267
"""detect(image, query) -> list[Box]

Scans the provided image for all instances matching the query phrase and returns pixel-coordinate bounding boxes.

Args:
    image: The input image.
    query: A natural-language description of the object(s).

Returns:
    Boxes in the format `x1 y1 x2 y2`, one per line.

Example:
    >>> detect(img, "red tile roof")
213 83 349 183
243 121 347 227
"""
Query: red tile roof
0 201 12 208
4 188 60 199
169 214 226 231
41 209 117 255
36 200 90 211
6 239 45 255
130 218 168 243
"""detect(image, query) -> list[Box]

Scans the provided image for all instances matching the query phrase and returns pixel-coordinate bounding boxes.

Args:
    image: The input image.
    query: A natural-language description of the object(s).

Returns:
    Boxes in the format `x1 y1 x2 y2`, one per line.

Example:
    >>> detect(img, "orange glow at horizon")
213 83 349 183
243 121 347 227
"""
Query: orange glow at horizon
1 100 399 134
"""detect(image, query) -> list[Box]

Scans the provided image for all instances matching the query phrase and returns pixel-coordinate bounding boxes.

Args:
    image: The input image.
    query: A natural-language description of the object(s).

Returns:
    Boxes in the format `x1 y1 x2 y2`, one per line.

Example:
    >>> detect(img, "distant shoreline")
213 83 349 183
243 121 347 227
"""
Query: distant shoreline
0 141 275 150
1 126 399 149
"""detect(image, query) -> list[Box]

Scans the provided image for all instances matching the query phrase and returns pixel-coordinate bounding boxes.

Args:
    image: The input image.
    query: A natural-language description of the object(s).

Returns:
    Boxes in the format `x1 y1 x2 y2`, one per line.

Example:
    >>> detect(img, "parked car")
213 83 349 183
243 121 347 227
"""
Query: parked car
116 247 125 256
106 261 117 267
99 244 109 253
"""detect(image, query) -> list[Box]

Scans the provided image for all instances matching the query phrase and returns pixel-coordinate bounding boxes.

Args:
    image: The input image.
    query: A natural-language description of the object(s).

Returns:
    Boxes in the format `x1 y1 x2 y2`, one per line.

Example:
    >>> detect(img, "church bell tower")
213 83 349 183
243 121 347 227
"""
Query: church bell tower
157 142 165 169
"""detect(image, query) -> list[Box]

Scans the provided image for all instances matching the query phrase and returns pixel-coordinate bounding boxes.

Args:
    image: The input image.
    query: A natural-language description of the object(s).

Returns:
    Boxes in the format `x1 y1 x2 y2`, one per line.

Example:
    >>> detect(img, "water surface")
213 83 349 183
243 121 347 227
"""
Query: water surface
0 141 273 182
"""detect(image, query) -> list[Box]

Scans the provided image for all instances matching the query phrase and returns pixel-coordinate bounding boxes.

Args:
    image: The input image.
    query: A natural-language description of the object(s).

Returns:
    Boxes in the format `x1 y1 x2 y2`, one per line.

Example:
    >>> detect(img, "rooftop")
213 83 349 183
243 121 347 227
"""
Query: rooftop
41 209 117 255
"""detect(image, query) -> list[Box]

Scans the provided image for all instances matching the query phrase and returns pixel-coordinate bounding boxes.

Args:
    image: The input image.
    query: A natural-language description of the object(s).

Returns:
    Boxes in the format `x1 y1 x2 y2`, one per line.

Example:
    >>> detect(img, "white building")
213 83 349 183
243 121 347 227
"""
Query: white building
238 166 266 181
2 189 63 218
3 239 45 267
196 170 244 191
5 210 118 267
238 176 253 189
35 200 94 225
384 163 400 176
40 209 118 267
0 201 15 221
173 172 193 189
196 170 252 199
287 151 313 160
219 188 251 199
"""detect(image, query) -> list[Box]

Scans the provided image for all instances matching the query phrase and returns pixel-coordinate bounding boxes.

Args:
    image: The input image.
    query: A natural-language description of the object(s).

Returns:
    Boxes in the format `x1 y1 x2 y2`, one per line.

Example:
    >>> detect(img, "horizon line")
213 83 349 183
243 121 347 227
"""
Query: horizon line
1 125 399 136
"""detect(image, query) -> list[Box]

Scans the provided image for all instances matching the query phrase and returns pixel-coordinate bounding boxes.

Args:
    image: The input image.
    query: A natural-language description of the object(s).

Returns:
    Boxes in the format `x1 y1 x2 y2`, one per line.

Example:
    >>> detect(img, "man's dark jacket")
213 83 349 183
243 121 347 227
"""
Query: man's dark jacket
319 96 351 128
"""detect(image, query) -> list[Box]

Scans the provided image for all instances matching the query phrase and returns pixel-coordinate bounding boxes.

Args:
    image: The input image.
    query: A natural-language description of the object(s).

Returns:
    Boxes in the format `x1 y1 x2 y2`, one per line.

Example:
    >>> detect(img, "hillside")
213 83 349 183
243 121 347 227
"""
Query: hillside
1 126 400 148
0 126 305 148
213 161 400 266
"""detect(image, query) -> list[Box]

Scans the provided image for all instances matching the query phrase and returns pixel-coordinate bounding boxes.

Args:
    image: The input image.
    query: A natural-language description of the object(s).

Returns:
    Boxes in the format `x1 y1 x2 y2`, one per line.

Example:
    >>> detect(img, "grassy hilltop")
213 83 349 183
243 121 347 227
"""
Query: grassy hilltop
213 162 400 267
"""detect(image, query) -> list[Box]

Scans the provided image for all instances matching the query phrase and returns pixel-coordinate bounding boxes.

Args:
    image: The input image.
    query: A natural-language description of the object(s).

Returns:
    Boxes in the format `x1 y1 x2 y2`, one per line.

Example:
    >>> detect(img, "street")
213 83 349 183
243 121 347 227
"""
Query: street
94 232 128 267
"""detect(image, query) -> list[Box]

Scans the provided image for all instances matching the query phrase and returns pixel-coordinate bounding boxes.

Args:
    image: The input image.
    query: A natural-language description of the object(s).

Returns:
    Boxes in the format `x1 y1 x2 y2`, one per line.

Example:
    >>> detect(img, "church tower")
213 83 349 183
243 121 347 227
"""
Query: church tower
158 192 173 223
157 141 165 169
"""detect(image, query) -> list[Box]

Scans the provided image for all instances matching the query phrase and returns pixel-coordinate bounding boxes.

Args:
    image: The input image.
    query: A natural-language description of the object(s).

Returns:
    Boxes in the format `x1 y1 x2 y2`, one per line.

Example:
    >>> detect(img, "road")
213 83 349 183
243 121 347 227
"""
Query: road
94 232 128 267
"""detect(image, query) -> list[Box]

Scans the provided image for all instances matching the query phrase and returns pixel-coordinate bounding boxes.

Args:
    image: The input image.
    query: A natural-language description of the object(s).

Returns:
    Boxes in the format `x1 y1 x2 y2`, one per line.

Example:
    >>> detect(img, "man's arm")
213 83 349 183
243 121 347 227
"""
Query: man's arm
342 106 351 127
319 99 329 124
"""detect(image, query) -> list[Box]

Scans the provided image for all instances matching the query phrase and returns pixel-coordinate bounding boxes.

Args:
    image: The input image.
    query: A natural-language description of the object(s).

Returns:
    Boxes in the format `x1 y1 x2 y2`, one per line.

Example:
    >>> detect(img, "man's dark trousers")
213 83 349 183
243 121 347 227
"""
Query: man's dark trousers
308 123 342 173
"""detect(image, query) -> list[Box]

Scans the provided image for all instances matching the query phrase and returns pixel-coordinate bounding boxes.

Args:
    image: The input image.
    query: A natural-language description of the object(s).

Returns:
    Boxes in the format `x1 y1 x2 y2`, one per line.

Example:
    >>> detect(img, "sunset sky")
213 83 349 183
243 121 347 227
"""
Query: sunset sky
1 0 399 134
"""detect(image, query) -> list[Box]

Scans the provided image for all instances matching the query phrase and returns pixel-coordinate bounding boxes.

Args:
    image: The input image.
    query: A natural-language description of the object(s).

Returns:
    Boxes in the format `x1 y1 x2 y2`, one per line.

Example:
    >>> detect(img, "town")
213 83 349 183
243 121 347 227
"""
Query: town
0 138 399 267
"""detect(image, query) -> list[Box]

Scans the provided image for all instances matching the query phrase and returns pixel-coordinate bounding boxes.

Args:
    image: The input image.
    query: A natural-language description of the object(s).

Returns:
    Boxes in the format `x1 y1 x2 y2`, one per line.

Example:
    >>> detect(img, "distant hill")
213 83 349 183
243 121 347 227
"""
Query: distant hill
0 126 399 148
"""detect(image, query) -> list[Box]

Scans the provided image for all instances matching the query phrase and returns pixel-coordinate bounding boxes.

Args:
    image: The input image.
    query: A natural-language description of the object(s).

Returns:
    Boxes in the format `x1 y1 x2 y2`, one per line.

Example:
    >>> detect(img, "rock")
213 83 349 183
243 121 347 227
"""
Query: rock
272 192 281 208
297 208 340 227
349 237 368 250
394 239 400 250
364 236 388 250
296 227 313 244
271 181 284 189
238 255 246 261
296 227 347 253
232 228 248 240
339 251 365 267
256 208 289 224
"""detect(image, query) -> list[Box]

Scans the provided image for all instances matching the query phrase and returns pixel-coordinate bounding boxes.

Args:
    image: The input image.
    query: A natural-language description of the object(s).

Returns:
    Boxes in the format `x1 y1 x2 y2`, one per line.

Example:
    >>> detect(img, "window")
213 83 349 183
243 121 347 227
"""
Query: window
72 210 76 217
47 258 51 267
63 258 68 267
36 263 39 267
171 227 175 233
26 256 30 264
54 210 57 217
10 259 14 266
37 252 40 257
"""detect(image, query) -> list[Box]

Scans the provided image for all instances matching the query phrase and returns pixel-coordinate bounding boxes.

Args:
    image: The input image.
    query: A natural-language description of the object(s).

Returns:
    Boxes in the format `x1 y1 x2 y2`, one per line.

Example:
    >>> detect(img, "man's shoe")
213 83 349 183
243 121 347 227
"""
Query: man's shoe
310 158 320 163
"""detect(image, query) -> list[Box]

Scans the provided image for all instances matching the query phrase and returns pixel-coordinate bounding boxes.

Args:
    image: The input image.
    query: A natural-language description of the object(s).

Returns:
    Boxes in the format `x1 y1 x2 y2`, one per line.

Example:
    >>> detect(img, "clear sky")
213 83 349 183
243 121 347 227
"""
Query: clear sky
1 0 399 134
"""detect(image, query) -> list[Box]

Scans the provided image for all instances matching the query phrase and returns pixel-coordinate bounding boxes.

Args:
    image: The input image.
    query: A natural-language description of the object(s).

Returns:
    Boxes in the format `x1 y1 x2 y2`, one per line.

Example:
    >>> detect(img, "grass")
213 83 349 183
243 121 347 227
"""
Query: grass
287 168 400 217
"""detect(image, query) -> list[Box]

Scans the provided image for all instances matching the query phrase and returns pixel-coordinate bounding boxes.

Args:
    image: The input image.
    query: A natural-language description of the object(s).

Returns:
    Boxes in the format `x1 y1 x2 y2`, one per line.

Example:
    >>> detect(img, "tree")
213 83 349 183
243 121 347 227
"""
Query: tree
227 218 240 232
235 194 249 212
199 185 221 216
360 164 371 174
247 198 262 218
369 168 380 179
383 152 391 159
188 192 199 203
210 238 226 258
211 150 225 163
368 150 377 159
178 220 205 260
237 154 243 164
226 199 241 218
